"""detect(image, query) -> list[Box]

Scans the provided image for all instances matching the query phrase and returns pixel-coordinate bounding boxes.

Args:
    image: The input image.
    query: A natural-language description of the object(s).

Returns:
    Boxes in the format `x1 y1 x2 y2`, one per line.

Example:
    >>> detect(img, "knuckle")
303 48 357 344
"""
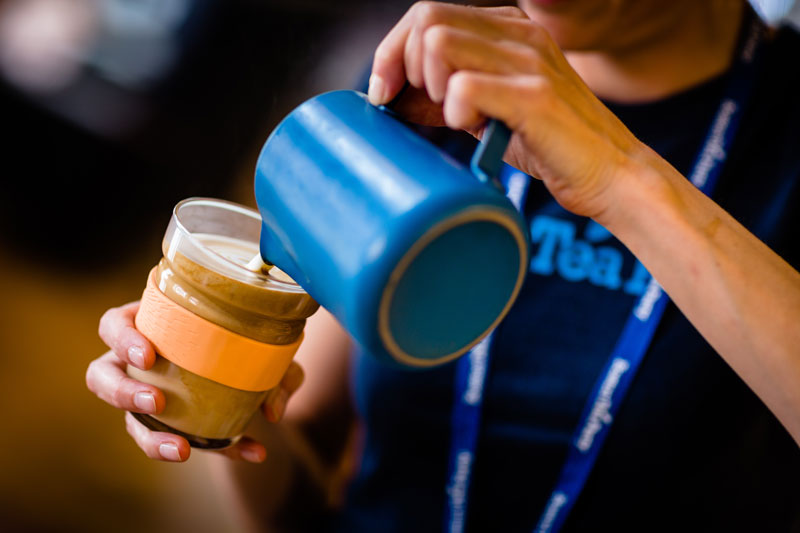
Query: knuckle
499 41 542 73
518 45 542 68
413 1 442 26
373 41 391 64
111 377 129 408
125 413 143 444
524 21 546 43
423 24 451 53
448 71 476 99
524 77 555 108
493 5 524 18
98 308 115 336
124 414 135 436
139 439 159 460
144 447 161 460
533 76 553 95
85 361 98 394
125 414 154 456
528 23 557 55
111 389 125 409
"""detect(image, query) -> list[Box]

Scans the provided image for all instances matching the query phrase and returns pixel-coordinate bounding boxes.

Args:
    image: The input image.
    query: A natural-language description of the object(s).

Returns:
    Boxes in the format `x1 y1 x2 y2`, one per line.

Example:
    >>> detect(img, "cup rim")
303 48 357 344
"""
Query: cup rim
172 197 302 291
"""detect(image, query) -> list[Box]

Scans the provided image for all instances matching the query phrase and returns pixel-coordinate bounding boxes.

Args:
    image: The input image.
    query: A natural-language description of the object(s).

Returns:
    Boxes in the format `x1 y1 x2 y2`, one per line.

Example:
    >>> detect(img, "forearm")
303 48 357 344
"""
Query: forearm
209 309 359 530
209 415 358 532
601 149 800 444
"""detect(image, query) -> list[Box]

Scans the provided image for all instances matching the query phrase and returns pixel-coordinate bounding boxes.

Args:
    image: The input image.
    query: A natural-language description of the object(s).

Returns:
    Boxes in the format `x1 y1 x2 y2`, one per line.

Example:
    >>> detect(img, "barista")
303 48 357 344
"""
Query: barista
86 1 800 530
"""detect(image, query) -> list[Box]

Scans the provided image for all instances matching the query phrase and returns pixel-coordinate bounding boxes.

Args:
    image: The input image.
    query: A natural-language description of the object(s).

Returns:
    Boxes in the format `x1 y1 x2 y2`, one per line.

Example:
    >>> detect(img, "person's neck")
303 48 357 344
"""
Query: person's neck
566 2 746 104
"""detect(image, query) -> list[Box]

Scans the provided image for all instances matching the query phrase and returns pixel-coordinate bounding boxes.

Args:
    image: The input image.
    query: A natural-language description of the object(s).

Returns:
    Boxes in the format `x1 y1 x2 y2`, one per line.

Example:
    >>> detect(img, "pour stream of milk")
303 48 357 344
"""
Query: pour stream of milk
245 253 268 273
193 233 294 283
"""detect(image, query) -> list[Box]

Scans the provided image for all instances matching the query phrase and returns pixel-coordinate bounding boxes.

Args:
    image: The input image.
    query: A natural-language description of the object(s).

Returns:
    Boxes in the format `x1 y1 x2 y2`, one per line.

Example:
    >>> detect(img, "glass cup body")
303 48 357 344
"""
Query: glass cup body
128 198 318 449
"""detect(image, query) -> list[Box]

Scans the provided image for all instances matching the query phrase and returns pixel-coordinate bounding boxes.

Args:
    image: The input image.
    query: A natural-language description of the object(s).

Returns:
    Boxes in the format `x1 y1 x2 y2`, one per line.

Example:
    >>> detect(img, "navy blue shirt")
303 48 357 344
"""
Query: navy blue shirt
338 24 800 532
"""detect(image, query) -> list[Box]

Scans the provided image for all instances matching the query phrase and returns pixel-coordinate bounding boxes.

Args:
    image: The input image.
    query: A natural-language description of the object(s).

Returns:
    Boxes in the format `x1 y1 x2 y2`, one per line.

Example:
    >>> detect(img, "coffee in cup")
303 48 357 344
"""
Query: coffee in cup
128 198 318 449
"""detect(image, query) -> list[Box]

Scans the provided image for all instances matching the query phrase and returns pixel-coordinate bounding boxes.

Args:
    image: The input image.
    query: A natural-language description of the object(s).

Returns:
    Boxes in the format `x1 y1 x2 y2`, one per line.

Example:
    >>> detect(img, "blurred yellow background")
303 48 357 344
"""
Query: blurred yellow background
0 234 240 531
0 0 408 530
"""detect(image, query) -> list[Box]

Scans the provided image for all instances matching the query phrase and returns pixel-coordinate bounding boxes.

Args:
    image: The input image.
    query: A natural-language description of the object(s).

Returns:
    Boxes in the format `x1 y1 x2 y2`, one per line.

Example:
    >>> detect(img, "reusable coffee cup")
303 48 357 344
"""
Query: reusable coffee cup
255 90 529 367
129 198 319 449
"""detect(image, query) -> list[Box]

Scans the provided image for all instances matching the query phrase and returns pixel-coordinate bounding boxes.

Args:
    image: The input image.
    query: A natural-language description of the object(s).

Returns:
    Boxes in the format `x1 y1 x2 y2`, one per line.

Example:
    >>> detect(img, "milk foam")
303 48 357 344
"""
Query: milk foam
193 233 295 284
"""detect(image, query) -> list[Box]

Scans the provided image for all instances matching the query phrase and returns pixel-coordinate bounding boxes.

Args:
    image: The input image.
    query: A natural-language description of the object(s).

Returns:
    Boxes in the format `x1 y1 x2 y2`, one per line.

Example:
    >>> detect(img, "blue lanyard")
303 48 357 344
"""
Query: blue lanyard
444 165 530 533
445 13 766 533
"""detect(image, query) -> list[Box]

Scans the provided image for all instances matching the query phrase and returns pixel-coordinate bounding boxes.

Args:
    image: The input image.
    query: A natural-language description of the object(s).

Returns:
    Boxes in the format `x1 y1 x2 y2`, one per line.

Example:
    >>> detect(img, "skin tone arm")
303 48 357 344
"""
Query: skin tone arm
208 309 357 531
367 1 800 444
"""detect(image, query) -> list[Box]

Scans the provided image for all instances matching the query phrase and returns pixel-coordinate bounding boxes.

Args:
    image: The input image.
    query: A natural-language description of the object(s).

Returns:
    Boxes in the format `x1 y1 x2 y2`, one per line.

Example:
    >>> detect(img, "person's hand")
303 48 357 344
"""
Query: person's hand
86 301 305 463
368 2 658 223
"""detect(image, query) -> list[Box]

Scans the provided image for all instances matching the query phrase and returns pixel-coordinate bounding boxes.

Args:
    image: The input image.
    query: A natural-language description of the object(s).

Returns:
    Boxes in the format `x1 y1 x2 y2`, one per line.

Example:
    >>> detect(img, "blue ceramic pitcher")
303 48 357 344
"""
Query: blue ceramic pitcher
254 90 529 367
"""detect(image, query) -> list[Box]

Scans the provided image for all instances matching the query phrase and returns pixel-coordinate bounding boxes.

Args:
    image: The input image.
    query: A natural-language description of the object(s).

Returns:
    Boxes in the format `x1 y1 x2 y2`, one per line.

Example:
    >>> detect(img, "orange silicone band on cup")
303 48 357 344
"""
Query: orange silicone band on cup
134 268 302 392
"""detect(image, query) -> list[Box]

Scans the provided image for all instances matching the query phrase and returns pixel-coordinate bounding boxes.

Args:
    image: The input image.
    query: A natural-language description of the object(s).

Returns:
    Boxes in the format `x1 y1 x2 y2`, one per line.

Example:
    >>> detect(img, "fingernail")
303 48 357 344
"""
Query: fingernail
134 391 156 413
368 74 388 105
159 442 181 462
241 448 264 463
128 345 145 368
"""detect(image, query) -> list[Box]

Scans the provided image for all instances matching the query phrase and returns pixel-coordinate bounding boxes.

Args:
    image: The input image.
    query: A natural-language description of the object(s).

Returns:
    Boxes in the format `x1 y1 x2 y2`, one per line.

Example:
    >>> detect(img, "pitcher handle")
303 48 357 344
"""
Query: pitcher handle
470 119 511 188
380 82 512 189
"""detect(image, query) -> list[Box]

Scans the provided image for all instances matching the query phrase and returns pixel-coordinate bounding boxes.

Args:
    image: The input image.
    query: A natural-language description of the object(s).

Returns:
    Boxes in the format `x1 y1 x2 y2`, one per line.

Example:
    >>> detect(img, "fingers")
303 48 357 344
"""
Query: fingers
98 301 155 370
86 351 166 414
370 2 532 105
369 5 415 104
478 5 530 20
422 25 546 103
107 376 265 464
216 436 267 464
443 71 551 133
440 70 581 180
262 361 305 423
125 412 267 464
125 412 191 462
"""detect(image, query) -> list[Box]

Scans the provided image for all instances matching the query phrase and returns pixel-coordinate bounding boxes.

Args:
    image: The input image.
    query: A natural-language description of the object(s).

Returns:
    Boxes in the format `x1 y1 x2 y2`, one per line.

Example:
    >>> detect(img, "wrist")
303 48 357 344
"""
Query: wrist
594 143 686 242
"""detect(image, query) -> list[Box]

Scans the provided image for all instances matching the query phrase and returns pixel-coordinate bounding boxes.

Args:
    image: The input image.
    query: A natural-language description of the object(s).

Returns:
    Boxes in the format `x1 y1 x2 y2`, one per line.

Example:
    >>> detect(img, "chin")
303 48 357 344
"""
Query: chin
518 0 620 51
518 0 695 52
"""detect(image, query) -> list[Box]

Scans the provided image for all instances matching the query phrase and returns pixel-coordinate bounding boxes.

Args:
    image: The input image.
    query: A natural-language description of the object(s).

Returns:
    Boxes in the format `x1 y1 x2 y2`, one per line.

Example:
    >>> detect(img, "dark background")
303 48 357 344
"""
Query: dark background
0 1 412 530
